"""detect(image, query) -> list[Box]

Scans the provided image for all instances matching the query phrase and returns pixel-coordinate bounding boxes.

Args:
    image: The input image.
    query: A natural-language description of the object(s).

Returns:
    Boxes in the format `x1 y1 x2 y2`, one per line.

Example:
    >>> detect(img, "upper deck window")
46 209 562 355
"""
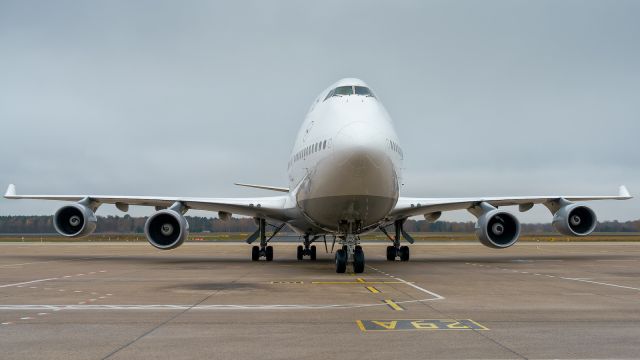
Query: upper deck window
324 85 376 101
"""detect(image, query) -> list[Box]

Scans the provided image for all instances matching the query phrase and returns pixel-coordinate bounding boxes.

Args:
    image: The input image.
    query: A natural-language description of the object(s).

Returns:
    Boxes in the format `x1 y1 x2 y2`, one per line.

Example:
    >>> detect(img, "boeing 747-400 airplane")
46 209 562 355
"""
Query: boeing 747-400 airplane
4 78 632 273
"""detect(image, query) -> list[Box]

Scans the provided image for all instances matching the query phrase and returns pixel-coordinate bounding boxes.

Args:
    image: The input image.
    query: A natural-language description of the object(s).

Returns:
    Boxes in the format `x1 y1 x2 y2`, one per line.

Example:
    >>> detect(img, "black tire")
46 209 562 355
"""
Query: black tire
265 246 274 261
335 249 347 273
310 245 317 260
355 245 362 251
251 246 260 261
342 245 348 253
399 246 410 261
386 246 395 261
297 245 303 260
353 247 365 273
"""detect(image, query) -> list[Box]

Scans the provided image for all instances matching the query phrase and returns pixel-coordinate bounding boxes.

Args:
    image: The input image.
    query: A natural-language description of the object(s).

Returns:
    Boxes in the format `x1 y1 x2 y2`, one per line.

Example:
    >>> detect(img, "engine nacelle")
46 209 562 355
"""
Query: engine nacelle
552 203 597 236
476 210 521 249
53 204 97 238
144 209 189 250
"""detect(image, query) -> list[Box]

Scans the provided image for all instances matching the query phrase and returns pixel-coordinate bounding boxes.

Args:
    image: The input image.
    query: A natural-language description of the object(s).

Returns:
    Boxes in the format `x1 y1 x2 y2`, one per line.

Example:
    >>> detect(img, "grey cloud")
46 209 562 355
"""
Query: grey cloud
1 0 638 222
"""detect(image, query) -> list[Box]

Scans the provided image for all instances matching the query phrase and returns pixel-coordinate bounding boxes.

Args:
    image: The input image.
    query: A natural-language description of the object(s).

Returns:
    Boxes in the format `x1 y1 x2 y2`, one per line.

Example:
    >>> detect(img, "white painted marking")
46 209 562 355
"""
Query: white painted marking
366 265 445 301
106 294 113 296
74 290 82 293
20 317 32 320
0 277 59 288
64 276 72 278
37 313 48 316
0 300 439 311
58 289 65 292
99 270 106 273
0 260 56 268
1 322 11 325
99 296 106 299
560 277 640 291
29 286 37 289
76 274 84 276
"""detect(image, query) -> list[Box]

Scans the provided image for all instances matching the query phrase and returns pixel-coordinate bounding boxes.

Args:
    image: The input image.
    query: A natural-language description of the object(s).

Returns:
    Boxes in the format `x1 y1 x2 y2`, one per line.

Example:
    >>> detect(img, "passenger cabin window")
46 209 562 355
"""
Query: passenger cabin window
324 85 376 101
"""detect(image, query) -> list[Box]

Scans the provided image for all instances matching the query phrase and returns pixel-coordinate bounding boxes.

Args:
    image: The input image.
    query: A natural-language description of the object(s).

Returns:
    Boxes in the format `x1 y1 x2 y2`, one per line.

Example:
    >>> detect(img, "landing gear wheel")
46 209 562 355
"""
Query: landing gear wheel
353 247 365 273
296 245 303 260
335 249 347 273
251 246 260 261
399 246 410 261
310 245 317 260
386 246 395 261
265 246 274 261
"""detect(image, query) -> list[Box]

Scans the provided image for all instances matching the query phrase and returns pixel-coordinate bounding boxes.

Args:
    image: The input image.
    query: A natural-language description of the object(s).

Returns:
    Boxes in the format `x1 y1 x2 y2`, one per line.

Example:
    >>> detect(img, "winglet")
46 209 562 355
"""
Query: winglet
4 184 16 198
619 185 631 198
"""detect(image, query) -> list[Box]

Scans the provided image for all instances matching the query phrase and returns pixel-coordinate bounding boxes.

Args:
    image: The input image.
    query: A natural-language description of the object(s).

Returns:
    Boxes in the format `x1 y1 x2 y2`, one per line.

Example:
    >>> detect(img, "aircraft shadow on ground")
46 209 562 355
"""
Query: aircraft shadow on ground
4 253 637 266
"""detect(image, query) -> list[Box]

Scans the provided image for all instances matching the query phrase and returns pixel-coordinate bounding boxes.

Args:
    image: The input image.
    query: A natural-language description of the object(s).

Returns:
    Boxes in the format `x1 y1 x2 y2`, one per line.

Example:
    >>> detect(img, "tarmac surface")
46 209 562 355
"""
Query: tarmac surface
1 241 639 359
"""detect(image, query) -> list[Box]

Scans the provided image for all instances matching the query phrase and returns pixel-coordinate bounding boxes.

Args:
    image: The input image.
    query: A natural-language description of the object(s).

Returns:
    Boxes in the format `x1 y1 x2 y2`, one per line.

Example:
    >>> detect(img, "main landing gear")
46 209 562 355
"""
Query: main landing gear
248 218 285 262
380 219 413 262
297 235 317 260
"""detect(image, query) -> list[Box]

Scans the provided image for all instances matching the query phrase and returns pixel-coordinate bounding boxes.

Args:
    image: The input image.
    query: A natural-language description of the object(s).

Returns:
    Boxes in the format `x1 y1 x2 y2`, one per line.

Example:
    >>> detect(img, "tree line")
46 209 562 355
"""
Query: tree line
1 215 638 234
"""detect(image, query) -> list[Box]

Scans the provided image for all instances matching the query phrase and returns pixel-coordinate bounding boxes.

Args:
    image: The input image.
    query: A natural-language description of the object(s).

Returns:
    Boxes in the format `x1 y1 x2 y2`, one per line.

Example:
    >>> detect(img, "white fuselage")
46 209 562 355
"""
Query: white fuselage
286 78 403 235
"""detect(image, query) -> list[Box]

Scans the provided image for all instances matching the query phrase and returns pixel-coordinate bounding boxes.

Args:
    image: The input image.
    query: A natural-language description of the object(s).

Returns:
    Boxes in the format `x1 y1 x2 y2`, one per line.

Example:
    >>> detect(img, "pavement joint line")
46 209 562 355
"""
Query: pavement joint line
470 261 640 292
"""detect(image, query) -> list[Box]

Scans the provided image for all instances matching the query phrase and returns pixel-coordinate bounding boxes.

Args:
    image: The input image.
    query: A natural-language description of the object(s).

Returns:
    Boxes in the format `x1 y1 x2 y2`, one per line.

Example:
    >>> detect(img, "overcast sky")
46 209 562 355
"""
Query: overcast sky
1 0 638 222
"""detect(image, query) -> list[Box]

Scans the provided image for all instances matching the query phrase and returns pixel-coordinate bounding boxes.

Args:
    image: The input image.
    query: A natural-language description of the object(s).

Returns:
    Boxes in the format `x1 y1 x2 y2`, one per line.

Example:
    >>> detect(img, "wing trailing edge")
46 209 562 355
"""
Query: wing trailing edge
234 183 289 193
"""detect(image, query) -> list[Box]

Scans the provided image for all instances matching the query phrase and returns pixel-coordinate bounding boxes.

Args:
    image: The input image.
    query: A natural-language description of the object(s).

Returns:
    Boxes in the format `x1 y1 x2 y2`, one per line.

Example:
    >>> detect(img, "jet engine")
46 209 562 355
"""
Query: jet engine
144 208 189 250
552 203 597 236
53 203 97 237
472 203 521 249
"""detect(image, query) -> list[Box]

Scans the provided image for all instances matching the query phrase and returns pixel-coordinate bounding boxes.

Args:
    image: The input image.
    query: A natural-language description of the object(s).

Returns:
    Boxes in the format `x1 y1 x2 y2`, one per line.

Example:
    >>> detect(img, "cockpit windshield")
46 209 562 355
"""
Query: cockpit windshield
324 85 376 101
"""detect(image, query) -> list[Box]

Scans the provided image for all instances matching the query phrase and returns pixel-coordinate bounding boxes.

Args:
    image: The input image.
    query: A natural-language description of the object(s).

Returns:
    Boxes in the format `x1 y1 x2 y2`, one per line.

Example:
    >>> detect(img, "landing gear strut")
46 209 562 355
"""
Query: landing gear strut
381 219 411 261
250 218 278 261
297 235 317 260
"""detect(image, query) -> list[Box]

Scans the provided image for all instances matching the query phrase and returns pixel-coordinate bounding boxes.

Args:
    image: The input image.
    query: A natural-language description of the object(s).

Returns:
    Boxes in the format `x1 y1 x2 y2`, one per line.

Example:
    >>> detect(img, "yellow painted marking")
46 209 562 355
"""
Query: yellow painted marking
371 320 398 329
356 278 365 283
311 281 403 285
383 299 405 311
366 286 380 294
270 281 304 284
357 319 489 332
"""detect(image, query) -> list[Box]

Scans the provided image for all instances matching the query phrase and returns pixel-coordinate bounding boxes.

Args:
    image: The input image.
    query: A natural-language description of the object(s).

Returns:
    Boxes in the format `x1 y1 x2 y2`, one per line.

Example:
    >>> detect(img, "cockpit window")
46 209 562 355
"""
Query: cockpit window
325 85 375 101
354 86 375 97
334 86 353 96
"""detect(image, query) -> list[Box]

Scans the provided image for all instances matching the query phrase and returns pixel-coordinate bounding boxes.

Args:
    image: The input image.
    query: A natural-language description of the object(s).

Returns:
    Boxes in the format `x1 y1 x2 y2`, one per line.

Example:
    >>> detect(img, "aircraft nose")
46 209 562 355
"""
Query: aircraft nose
334 121 386 166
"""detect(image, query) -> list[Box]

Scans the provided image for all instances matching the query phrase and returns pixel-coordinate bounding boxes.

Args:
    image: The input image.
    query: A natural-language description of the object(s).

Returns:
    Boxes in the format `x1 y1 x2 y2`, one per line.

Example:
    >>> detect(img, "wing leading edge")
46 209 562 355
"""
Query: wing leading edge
391 185 632 220
4 184 293 221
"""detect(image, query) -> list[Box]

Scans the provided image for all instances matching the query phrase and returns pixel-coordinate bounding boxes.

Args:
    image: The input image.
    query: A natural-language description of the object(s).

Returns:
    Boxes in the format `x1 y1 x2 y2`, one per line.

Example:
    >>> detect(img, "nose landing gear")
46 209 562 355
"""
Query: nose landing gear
334 237 365 274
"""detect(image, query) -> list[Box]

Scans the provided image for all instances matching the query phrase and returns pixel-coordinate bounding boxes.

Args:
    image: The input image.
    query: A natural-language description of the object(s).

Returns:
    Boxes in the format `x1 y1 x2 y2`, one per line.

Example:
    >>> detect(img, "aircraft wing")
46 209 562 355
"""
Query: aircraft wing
4 184 293 221
390 185 632 220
